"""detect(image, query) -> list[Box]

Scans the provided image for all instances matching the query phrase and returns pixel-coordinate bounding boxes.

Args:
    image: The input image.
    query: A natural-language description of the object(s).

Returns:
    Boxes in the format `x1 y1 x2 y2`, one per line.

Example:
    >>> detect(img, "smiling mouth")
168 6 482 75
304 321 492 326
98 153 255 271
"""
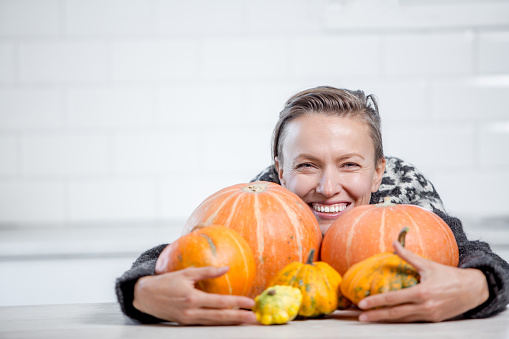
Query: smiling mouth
311 203 349 213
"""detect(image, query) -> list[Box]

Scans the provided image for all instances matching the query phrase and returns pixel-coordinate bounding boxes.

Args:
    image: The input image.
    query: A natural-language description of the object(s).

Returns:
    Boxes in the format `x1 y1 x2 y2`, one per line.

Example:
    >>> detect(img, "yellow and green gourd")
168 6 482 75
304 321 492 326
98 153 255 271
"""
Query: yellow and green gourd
253 285 302 325
269 249 348 318
340 227 421 306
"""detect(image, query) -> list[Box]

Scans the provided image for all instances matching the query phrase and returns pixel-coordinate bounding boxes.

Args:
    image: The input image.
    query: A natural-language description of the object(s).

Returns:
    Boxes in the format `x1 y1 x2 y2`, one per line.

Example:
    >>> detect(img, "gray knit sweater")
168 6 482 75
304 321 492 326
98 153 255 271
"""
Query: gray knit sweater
115 156 509 323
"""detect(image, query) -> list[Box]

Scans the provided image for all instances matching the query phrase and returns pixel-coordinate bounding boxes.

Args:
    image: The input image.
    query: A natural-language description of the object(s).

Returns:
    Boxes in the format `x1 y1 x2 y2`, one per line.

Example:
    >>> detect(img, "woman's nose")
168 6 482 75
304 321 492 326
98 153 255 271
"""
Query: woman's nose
316 169 341 197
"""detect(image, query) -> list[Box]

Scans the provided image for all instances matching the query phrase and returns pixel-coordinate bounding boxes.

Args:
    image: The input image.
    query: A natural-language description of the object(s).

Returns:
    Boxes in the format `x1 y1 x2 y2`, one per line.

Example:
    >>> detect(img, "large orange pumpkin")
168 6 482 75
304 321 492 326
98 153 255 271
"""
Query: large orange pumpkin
155 224 256 296
183 181 323 298
321 197 459 276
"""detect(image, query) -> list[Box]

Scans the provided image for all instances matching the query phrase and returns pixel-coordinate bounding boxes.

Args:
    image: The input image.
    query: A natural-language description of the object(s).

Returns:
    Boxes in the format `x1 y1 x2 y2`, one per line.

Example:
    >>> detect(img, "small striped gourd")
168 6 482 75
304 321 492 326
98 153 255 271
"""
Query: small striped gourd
340 227 420 305
269 249 349 318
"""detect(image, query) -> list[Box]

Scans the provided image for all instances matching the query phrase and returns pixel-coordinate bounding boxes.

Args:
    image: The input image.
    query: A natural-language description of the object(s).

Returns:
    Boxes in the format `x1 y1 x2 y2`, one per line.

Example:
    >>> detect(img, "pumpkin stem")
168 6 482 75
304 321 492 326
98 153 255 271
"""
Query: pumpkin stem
383 196 392 205
243 182 267 193
190 223 208 232
268 289 276 296
306 249 315 265
398 227 410 248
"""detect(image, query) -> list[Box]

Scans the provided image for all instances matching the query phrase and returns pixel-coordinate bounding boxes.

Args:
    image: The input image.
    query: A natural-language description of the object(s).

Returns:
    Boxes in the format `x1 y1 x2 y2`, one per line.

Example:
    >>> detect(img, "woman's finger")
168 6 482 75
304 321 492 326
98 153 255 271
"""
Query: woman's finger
358 285 418 310
181 266 230 282
192 289 255 310
392 240 431 273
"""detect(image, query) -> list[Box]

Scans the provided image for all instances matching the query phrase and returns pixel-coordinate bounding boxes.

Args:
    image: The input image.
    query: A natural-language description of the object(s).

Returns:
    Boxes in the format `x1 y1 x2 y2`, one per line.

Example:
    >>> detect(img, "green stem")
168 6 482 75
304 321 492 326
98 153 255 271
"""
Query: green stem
398 227 410 248
190 223 208 232
306 249 315 265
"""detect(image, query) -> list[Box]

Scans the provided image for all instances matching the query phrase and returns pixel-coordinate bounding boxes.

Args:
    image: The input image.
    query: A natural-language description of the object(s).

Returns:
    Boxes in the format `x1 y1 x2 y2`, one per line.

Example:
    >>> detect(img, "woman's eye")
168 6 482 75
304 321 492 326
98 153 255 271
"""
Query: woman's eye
344 162 360 168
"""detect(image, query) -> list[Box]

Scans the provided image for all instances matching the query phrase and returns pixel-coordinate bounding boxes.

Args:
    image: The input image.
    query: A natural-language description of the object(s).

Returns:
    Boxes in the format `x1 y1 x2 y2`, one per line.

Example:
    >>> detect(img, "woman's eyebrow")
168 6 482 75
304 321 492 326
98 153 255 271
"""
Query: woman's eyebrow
293 153 321 163
292 152 366 164
338 153 366 161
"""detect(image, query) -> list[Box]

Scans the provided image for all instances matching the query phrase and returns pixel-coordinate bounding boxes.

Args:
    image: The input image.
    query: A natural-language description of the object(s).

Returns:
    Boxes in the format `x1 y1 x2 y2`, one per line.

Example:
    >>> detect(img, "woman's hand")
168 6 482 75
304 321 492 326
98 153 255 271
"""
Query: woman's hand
133 266 256 325
357 241 490 323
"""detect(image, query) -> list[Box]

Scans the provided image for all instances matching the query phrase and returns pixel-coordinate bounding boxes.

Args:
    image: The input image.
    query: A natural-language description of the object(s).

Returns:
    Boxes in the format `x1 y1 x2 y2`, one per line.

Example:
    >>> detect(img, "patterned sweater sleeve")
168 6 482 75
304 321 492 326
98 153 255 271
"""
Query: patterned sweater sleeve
115 243 168 323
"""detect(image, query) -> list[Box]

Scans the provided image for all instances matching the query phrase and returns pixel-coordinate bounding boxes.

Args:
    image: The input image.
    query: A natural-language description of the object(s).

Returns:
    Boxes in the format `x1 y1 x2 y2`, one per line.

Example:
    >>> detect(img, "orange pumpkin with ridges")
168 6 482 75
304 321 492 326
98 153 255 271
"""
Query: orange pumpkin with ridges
321 197 459 276
183 181 322 298
155 224 255 296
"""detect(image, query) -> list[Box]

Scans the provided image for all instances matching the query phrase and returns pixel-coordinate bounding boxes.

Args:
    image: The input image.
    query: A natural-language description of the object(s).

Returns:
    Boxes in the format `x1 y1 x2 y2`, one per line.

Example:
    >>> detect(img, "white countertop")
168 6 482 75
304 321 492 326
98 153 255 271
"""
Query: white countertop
0 302 508 339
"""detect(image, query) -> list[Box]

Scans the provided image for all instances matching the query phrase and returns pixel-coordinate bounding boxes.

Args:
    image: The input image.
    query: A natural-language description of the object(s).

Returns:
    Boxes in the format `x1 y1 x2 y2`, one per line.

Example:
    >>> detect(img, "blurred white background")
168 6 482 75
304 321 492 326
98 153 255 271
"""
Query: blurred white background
0 0 508 306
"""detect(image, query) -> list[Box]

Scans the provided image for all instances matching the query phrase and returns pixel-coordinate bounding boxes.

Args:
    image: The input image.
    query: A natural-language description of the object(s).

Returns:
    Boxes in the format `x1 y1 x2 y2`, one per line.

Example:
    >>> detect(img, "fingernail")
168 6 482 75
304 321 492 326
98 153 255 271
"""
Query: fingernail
359 314 368 322
358 300 367 309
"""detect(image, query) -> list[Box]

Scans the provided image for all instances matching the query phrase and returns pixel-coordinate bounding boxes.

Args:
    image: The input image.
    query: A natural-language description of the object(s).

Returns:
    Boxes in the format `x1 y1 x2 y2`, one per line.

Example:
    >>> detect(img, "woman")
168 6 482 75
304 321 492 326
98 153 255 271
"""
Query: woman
116 86 509 325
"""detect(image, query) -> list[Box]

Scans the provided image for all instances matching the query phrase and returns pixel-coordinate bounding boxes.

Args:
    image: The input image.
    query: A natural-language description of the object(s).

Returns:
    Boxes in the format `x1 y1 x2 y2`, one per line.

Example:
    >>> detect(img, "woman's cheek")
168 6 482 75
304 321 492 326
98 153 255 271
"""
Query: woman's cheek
347 174 375 205
285 175 314 199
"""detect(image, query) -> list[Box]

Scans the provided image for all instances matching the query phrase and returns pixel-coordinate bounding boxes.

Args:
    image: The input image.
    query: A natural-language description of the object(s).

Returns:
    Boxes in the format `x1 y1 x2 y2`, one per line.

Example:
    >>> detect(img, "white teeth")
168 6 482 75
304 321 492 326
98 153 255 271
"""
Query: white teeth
313 204 346 213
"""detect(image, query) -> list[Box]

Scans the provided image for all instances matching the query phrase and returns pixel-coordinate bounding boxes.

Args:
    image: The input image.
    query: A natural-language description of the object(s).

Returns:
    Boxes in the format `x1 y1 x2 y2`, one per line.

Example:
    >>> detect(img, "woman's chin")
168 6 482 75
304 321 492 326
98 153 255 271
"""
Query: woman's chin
313 211 341 235
318 220 335 236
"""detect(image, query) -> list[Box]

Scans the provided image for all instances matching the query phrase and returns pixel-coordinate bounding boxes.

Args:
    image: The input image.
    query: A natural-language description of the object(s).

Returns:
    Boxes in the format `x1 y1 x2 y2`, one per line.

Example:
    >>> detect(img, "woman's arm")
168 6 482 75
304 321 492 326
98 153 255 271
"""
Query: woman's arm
357 240 491 322
115 244 168 323
116 244 256 325
356 211 509 322
132 266 256 325
439 212 509 319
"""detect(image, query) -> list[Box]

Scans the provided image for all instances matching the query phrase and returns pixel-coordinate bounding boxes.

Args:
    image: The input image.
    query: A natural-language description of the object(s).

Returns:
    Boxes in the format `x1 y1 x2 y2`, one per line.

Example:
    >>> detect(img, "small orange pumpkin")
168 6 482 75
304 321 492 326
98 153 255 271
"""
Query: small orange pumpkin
155 224 256 296
340 227 420 306
321 197 459 276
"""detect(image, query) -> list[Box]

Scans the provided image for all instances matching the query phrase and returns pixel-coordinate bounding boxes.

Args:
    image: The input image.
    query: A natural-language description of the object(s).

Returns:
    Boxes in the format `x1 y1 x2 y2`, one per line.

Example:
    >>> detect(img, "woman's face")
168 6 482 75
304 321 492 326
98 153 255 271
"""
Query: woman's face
276 114 385 235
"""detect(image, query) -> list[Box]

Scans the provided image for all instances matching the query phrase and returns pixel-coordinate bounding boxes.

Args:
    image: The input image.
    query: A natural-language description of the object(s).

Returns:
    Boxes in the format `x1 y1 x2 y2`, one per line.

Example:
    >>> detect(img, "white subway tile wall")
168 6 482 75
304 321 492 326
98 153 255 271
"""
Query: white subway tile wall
384 33 474 76
479 31 509 74
19 42 108 83
64 0 154 37
0 180 65 223
0 89 64 129
0 0 60 37
68 178 156 222
0 135 17 175
0 0 508 226
0 44 15 83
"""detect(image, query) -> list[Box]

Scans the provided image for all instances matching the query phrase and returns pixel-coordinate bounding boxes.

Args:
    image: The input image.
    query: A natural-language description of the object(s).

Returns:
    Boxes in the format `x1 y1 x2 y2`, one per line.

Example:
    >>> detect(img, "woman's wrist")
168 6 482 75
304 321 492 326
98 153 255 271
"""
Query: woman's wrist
463 268 490 312
133 276 151 313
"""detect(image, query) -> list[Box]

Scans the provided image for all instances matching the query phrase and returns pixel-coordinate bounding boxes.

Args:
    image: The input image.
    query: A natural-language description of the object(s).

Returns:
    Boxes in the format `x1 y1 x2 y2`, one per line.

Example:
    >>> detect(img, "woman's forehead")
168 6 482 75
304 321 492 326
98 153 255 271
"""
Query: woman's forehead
281 114 374 159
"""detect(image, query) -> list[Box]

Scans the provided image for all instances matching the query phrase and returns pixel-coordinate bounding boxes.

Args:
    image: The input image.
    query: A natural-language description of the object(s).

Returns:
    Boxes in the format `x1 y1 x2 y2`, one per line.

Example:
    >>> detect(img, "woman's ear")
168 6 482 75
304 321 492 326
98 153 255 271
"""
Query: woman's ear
371 157 386 192
275 157 286 186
